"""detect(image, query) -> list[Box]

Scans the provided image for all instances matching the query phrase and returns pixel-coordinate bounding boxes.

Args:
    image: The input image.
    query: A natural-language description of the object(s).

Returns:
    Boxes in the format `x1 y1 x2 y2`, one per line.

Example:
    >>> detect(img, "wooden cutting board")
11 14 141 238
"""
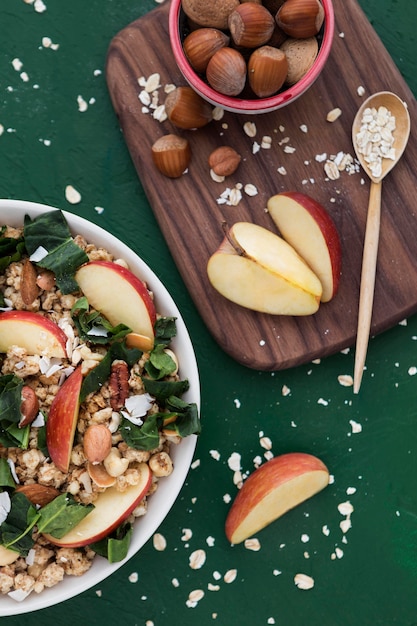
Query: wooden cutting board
106 0 417 371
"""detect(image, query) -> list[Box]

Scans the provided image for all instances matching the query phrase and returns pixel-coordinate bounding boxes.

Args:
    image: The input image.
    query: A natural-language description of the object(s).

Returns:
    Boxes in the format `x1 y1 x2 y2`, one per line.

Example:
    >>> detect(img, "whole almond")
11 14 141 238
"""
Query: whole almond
208 146 241 177
181 0 240 29
21 259 40 305
83 423 112 465
19 385 40 427
16 483 60 507
280 36 318 84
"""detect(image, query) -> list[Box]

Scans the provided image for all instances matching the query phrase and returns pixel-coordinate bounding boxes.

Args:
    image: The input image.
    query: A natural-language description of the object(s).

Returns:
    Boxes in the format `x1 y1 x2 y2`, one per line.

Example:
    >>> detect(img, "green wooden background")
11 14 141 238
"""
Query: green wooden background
1 1 417 624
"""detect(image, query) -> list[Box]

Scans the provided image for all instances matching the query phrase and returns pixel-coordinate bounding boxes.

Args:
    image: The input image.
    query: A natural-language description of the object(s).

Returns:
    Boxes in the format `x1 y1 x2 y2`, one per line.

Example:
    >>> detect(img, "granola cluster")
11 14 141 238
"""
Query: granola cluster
0 227 179 600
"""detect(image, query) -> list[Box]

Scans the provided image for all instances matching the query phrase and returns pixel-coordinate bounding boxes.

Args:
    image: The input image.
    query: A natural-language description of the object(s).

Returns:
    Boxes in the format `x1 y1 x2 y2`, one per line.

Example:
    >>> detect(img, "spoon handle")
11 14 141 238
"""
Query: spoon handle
353 180 382 393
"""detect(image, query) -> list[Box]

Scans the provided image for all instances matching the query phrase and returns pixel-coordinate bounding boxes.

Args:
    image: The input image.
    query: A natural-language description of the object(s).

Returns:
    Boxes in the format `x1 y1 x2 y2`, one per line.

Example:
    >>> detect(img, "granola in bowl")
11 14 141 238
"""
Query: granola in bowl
0 200 200 614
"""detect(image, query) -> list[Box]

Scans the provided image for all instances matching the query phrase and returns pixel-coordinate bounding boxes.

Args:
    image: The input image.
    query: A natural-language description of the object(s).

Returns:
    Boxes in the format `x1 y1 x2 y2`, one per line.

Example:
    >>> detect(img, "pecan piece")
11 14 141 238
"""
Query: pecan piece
15 484 60 507
109 360 129 410
21 259 40 305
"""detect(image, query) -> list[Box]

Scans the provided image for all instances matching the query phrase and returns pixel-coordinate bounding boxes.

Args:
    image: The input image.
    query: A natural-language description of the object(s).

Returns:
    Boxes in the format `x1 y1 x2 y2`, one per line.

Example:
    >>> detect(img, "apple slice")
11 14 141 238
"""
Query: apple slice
0 545 19 566
225 452 329 544
46 366 83 473
43 462 152 547
75 261 156 348
0 310 67 358
267 192 342 302
207 222 322 315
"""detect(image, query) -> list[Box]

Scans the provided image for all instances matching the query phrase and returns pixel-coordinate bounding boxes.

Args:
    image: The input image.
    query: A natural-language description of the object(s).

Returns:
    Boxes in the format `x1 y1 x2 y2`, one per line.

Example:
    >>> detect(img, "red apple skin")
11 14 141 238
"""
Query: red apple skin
277 191 342 300
44 463 152 547
225 452 329 544
77 260 157 327
46 366 83 473
0 310 68 358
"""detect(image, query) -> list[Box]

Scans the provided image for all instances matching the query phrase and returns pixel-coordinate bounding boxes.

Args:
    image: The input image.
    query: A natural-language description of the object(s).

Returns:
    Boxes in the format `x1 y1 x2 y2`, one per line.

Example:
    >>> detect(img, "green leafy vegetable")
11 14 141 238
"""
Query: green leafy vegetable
142 377 189 403
0 230 26 273
144 344 177 380
0 375 30 449
163 396 201 438
119 414 160 451
37 493 94 538
0 457 16 490
23 210 88 294
71 297 131 344
154 316 177 345
89 522 133 563
0 492 37 556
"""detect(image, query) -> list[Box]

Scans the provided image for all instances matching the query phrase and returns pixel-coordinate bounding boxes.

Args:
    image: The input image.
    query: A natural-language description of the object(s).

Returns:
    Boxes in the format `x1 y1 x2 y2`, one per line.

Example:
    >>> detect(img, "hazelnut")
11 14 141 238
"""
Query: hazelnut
206 47 247 97
181 0 240 29
151 134 191 179
208 146 241 177
164 85 213 129
228 2 275 48
183 28 230 73
248 45 288 98
276 0 324 39
280 36 318 85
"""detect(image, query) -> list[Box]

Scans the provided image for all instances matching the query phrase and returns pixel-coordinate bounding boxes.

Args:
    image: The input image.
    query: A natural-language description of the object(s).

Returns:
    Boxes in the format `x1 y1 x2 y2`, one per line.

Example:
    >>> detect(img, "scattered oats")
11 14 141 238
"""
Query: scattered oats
224 569 238 583
349 419 362 434
399 318 407 326
268 619 276 624
357 85 366 96
146 622 154 626
42 36 59 50
338 374 353 387
243 121 257 137
304 551 310 558
213 570 222 581
139 90 151 106
210 449 221 461
294 573 314 590
12 58 23 71
264 450 274 461
208 583 220 591
77 95 88 112
189 549 206 570
0 125 4 136
261 135 272 149
145 73 161 92
252 141 261 154
324 160 340 180
244 538 261 551
340 518 352 533
94 206 104 215
65 184 82 204
153 104 167 122
181 528 193 541
317 398 329 406
300 124 308 133
20 72 29 82
346 486 356 495
326 108 342 122
191 459 200 469
278 136 290 145
312 358 321 364
315 152 327 162
206 536 215 547
281 384 291 396
153 533 167 551
210 169 225 183
164 83 176 94
223 493 231 503
186 589 205 607
408 366 417 376
283 145 296 154
212 106 225 121
172 577 180 587
244 183 258 196
34 0 47 12
301 534 310 543
128 572 139 583
329 474 335 484
95 589 102 597
94 69 102 76
230 186 242 205
234 398 241 408
339 31 345 37
338 500 354 516
253 455 262 468
273 569 282 576
322 525 330 536
335 547 344 559
277 166 287 175
260 436 272 450
228 452 241 472
291 420 297 427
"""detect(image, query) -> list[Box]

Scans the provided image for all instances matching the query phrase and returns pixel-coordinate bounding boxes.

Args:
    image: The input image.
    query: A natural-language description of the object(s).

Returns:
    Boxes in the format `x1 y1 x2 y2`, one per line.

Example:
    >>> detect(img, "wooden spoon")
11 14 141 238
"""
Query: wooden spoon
352 91 410 394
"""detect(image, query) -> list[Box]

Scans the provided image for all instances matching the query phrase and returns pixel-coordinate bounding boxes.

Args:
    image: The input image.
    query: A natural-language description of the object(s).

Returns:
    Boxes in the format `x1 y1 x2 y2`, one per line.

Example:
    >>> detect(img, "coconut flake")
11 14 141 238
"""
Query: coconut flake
29 246 48 262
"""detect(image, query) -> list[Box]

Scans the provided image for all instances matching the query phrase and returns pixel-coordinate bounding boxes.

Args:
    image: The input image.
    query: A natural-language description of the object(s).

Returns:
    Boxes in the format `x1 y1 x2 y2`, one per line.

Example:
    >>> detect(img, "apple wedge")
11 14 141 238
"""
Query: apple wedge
0 310 67 358
267 192 341 302
225 452 329 544
46 366 83 473
75 261 156 348
43 463 152 547
207 222 322 315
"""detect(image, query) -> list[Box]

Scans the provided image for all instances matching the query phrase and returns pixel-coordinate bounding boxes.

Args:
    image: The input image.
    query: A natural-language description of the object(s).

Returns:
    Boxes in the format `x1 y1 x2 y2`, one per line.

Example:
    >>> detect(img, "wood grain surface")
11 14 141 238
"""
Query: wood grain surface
106 0 417 371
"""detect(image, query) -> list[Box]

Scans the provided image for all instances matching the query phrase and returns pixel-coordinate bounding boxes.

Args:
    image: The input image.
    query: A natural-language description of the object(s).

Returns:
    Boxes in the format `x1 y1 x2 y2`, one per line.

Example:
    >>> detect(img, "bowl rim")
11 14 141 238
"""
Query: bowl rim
0 199 200 616
169 0 335 114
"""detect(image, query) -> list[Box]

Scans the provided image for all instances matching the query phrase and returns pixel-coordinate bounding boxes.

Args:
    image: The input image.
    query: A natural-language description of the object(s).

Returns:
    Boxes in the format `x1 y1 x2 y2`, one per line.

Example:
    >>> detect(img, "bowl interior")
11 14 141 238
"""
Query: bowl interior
0 199 200 616
169 0 335 114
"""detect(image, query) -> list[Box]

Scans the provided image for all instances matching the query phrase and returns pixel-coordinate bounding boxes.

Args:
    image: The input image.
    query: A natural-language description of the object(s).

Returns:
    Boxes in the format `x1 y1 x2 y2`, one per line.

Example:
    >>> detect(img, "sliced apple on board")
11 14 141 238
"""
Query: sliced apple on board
0 310 67 358
207 222 323 315
267 192 342 303
225 452 330 544
43 462 152 547
75 261 156 349
46 366 83 473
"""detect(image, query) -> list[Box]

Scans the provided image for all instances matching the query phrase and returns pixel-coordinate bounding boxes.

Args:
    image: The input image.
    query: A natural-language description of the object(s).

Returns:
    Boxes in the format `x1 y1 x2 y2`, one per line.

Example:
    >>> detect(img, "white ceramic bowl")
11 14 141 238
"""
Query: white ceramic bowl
0 199 200 616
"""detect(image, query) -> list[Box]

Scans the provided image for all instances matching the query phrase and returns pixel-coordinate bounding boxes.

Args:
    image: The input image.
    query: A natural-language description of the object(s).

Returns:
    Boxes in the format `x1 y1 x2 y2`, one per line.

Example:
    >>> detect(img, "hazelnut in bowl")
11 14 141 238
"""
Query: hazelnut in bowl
169 0 335 114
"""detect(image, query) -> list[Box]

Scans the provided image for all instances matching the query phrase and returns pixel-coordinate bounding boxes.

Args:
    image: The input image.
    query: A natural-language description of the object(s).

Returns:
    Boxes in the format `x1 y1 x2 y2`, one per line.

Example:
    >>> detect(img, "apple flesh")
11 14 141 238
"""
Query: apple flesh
267 192 341 302
46 366 83 473
225 452 329 544
0 310 67 358
43 462 152 547
75 261 156 348
207 222 322 315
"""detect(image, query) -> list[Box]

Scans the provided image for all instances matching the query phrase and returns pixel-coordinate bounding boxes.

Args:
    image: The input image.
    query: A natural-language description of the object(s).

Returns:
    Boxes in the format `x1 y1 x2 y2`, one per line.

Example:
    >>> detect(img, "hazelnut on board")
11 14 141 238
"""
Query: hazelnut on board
151 134 191 179
208 146 241 177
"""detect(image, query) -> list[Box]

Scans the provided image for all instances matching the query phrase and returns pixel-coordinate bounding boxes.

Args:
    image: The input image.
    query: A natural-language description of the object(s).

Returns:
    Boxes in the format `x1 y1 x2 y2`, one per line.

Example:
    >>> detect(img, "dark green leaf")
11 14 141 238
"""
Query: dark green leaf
119 414 160 451
0 492 38 556
71 297 131 345
144 344 177 380
163 397 201 437
89 522 133 563
0 235 26 273
142 377 189 403
154 316 177 345
0 458 16 489
37 493 94 538
0 375 23 423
